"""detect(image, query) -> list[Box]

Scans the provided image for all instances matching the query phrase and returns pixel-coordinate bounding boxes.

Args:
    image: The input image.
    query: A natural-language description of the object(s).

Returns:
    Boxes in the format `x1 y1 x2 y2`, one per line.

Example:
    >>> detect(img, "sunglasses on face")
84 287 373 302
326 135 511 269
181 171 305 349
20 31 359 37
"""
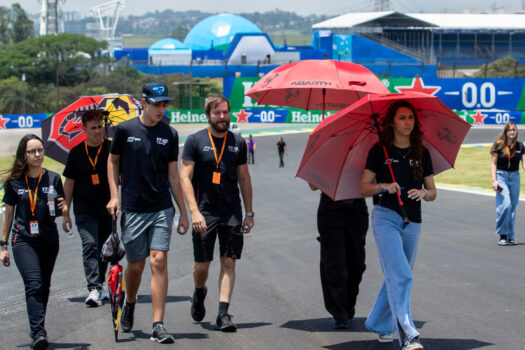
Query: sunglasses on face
26 148 44 155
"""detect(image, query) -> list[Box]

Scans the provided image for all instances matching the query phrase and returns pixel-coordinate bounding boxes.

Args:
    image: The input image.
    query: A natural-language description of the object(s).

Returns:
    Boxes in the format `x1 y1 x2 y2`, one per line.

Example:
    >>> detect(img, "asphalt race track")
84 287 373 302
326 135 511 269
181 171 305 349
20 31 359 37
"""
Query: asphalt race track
0 128 523 349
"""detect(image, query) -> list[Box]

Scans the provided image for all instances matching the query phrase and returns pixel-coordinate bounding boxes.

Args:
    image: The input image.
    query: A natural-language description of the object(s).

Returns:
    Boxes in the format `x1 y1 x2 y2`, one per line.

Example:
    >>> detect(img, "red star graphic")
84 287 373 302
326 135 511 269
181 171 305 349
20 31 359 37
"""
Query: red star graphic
0 115 9 129
395 78 441 96
233 109 252 123
471 110 487 125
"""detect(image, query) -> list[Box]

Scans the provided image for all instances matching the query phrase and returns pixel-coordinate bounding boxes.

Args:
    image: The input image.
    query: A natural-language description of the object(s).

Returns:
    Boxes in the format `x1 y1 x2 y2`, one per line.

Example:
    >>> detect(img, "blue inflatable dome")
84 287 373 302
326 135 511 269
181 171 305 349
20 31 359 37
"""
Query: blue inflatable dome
184 14 261 51
150 38 187 50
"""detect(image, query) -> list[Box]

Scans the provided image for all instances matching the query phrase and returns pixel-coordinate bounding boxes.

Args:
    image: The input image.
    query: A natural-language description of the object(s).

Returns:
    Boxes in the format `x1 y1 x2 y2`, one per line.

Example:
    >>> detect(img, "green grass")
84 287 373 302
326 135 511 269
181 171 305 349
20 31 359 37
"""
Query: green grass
435 146 525 196
266 30 311 46
122 35 166 48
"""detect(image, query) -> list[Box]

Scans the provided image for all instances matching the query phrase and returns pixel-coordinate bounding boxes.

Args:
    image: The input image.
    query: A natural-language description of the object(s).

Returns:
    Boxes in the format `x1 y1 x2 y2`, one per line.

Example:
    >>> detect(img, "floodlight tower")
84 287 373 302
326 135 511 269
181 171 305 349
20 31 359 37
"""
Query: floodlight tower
90 0 125 43
39 0 66 35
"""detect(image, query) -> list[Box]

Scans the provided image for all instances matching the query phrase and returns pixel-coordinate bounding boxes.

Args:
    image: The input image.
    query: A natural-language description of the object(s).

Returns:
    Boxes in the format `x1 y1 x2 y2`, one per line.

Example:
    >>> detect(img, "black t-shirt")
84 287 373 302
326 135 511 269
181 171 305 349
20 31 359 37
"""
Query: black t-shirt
365 143 433 223
110 117 179 213
493 141 524 171
277 141 286 153
182 129 247 215
2 169 64 245
63 139 112 218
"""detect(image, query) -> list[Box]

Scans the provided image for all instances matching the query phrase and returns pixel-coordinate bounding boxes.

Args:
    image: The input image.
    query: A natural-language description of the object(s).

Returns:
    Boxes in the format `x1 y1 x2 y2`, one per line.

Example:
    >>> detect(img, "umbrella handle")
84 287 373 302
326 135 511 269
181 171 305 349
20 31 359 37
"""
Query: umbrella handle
112 219 117 234
381 145 410 225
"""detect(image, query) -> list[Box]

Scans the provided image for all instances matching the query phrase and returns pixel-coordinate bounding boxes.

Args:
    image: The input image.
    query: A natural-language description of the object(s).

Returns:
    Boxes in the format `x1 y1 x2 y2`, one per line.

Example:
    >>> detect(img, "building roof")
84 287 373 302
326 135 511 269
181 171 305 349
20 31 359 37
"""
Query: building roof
184 14 261 51
409 13 525 30
150 38 187 50
313 11 525 31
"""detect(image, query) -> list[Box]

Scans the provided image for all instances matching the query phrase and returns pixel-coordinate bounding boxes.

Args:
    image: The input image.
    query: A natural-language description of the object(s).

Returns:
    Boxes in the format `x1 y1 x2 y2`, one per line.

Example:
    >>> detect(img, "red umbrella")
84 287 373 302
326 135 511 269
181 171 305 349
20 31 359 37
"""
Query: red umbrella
245 59 389 118
41 94 143 164
296 92 471 201
101 220 126 341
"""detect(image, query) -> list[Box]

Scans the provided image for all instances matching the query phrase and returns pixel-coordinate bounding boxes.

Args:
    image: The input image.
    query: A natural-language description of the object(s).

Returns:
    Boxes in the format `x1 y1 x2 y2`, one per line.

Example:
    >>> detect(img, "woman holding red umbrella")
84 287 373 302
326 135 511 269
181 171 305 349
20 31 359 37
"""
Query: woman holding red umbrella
359 101 437 350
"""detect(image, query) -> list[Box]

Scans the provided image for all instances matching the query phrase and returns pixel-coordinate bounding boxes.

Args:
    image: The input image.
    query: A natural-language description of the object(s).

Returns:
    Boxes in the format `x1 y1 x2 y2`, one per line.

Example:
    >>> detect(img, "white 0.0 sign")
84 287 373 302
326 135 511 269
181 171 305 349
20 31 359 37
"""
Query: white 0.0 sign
462 82 496 109
17 116 34 128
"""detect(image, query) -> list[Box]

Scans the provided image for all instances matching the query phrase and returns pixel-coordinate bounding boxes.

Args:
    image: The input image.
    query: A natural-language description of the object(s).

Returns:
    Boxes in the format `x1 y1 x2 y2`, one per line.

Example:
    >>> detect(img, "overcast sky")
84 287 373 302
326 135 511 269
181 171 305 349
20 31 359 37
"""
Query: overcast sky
2 0 524 17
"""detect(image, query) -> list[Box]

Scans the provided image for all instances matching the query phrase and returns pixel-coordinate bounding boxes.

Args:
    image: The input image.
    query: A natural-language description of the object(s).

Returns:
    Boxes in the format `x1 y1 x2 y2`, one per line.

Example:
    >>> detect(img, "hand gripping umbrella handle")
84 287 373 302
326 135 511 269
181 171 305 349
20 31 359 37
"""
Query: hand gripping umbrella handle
381 146 410 225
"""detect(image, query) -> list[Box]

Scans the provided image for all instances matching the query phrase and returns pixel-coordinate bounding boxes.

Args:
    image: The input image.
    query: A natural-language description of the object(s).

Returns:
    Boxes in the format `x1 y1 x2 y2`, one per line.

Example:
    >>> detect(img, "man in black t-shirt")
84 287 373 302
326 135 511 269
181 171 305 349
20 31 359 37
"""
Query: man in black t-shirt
106 83 189 344
63 110 112 307
180 95 254 332
276 137 287 168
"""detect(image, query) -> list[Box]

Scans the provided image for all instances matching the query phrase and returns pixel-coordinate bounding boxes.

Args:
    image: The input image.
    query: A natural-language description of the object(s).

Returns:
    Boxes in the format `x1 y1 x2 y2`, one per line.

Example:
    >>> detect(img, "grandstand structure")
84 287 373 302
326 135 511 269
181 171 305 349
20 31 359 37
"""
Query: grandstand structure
312 11 525 67
89 0 126 50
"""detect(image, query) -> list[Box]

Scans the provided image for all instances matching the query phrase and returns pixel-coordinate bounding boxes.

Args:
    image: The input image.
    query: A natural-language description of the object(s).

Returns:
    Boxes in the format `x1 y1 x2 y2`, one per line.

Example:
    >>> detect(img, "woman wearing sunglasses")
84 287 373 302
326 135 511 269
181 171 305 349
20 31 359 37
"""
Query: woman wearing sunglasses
1 134 66 350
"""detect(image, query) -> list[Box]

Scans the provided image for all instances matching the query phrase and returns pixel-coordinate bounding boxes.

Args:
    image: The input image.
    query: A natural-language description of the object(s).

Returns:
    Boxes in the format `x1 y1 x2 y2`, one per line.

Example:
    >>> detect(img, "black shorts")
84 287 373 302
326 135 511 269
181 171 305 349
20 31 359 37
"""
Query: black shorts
192 211 244 262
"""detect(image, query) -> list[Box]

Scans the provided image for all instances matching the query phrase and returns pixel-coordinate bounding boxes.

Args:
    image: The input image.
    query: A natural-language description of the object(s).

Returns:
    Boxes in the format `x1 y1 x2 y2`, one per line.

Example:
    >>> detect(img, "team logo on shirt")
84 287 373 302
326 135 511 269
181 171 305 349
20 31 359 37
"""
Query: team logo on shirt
228 146 239 153
202 146 212 152
156 138 168 146
127 137 141 143
17 189 26 195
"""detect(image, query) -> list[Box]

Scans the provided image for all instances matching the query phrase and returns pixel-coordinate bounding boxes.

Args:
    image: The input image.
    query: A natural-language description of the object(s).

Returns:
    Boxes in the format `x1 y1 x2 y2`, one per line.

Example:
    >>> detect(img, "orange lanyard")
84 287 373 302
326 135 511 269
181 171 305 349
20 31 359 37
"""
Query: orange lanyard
25 169 43 218
207 128 227 170
506 145 515 160
85 140 103 172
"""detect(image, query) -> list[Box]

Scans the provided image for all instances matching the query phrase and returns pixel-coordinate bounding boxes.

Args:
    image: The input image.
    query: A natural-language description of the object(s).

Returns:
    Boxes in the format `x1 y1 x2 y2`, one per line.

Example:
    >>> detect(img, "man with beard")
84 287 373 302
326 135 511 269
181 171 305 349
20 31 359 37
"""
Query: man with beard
180 95 254 332
106 82 189 343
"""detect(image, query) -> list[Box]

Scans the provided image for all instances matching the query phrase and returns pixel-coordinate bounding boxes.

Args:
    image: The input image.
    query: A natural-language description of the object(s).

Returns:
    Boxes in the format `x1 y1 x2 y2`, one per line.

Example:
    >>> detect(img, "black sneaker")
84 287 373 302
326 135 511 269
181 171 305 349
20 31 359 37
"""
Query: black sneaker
151 324 175 344
120 301 135 332
31 335 48 350
191 286 207 322
333 318 350 329
215 313 237 332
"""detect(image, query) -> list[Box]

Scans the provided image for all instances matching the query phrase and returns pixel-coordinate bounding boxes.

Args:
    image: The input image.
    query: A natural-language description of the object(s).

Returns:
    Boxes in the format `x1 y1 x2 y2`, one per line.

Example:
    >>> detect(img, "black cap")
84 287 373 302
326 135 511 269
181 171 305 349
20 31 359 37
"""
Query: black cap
142 83 172 103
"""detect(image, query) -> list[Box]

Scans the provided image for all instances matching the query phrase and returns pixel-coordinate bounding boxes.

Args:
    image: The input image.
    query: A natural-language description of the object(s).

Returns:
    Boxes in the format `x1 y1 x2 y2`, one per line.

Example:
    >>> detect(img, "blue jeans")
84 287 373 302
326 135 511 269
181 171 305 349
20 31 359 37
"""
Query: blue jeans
496 170 521 240
366 206 421 346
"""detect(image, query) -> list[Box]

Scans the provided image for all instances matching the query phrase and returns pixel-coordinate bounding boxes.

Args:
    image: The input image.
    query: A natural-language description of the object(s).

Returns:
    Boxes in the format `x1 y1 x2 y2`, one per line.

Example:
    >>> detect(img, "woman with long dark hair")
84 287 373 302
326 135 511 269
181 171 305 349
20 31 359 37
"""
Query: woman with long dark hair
359 101 437 350
0 134 66 350
490 121 524 245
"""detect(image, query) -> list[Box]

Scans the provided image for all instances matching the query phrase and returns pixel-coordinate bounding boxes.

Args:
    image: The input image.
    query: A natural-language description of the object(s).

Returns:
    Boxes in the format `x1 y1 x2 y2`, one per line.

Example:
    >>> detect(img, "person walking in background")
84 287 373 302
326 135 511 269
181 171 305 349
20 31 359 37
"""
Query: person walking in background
276 137 287 168
106 82 189 344
247 134 256 164
309 183 369 329
490 121 524 246
1 134 66 350
360 101 436 350
62 110 112 307
180 95 254 332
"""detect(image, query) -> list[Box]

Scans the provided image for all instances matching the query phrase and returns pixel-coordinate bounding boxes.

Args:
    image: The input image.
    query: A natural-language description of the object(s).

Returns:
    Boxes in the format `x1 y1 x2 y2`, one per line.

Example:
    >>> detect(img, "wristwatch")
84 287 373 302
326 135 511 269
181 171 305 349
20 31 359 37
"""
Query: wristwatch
245 212 255 217
0 240 8 247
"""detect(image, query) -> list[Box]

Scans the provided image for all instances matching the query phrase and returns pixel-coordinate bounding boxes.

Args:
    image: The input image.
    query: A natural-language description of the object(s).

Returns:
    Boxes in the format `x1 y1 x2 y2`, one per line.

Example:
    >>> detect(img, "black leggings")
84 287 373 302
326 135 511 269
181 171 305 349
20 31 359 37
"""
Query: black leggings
12 240 59 339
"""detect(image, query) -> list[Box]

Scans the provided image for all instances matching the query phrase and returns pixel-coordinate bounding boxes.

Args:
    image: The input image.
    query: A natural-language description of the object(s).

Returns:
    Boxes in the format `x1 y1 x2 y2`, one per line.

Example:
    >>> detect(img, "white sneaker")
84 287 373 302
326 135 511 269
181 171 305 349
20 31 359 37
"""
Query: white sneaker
378 334 394 343
85 289 102 307
403 337 424 350
100 286 110 300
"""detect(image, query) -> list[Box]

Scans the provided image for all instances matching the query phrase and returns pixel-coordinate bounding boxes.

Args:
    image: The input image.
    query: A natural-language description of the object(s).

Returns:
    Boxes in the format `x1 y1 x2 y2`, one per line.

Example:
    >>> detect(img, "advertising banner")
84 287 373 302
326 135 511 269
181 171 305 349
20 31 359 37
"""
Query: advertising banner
226 76 525 125
0 114 51 130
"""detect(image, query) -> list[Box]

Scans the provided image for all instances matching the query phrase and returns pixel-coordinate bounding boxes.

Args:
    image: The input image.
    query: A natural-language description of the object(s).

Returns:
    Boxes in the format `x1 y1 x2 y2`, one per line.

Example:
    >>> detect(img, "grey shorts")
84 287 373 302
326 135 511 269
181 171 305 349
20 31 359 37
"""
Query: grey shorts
120 207 174 263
